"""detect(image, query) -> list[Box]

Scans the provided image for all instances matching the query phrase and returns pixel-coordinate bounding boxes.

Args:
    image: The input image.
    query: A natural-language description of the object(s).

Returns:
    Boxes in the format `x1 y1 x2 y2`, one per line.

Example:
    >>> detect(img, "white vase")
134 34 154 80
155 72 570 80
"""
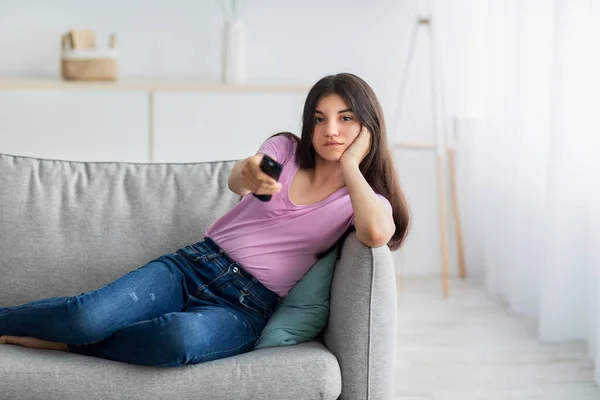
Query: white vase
222 19 247 85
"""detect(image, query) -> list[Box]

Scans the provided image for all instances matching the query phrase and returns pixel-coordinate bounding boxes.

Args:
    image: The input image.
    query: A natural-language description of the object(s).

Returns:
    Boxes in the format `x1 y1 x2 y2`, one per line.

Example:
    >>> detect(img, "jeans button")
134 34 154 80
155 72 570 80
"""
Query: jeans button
233 266 239 273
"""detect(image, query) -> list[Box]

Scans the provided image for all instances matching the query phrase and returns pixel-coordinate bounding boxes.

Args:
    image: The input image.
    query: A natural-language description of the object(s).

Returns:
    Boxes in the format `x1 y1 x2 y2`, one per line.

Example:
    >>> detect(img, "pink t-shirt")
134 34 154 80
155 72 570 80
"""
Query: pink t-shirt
205 135 390 297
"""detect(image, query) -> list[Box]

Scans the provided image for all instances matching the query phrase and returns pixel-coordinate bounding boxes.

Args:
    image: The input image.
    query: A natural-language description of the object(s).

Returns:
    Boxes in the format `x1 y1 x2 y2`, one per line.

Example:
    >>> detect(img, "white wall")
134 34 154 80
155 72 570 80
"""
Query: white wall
0 0 481 280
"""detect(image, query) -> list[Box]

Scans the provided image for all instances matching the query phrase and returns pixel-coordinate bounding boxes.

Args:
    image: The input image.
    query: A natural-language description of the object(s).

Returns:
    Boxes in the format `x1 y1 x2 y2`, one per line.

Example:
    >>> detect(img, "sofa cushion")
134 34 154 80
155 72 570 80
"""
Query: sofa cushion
0 153 240 307
0 340 341 400
254 245 339 349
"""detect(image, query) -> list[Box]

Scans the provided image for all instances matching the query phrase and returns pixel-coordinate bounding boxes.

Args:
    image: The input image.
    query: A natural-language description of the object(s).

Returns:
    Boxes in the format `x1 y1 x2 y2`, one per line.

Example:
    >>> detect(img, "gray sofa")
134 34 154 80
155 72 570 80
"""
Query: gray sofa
0 152 397 400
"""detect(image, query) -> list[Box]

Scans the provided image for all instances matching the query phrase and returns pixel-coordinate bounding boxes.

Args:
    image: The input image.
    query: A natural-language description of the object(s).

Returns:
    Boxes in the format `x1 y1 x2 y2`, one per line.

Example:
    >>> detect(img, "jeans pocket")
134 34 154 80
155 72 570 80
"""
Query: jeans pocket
238 292 271 319
193 270 233 300
177 246 219 263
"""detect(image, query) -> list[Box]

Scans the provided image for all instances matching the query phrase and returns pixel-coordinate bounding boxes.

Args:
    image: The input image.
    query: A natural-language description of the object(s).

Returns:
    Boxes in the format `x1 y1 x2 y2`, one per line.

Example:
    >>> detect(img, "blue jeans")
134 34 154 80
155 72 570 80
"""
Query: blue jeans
0 237 279 367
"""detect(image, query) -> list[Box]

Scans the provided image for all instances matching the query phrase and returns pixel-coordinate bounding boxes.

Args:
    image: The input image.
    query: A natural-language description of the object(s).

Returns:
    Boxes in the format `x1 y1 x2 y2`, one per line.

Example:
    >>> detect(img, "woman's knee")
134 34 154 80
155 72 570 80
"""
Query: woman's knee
63 297 119 345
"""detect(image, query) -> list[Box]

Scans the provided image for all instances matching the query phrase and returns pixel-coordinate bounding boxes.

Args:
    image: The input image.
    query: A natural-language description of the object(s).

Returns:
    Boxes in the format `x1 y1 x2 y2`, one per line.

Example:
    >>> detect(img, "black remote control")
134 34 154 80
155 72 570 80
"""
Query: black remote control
253 154 283 202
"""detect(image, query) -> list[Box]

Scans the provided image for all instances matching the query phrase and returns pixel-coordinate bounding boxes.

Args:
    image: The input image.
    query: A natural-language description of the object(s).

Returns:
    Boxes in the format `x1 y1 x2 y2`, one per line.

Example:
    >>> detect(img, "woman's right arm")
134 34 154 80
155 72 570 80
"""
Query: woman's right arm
228 158 251 196
228 154 281 197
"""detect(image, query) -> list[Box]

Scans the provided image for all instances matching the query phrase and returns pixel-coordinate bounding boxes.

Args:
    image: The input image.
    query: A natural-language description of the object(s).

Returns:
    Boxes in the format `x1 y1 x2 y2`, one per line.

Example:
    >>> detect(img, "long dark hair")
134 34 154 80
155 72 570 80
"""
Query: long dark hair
272 73 410 251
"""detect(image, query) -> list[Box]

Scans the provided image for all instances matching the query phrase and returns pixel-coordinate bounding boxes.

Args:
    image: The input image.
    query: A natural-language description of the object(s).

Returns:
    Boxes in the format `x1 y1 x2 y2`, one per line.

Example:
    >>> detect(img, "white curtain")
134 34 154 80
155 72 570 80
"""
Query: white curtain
438 0 600 384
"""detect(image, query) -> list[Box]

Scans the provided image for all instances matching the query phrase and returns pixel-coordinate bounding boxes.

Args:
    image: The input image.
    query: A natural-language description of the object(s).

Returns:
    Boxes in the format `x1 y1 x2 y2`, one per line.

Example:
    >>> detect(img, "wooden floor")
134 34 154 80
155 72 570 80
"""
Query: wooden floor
393 277 600 400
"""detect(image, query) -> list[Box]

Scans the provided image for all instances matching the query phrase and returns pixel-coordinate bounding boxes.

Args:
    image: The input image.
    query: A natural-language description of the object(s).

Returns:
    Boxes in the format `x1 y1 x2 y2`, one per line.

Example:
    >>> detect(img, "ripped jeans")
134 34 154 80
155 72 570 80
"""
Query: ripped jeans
0 237 279 367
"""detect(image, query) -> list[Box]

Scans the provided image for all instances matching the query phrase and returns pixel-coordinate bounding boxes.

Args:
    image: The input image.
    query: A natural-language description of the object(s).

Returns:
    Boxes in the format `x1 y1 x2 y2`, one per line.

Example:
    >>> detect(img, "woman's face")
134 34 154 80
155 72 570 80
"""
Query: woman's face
311 94 362 163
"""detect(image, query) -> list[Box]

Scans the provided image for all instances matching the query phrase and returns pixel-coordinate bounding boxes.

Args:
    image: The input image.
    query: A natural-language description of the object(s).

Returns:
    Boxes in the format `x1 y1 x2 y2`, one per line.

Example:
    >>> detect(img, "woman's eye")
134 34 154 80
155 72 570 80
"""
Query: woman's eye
314 117 324 123
342 116 353 121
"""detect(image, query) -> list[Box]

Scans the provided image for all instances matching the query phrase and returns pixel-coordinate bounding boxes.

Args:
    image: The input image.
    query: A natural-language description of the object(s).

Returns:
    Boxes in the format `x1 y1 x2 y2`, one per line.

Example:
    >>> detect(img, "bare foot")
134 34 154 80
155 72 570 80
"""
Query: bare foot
0 335 69 352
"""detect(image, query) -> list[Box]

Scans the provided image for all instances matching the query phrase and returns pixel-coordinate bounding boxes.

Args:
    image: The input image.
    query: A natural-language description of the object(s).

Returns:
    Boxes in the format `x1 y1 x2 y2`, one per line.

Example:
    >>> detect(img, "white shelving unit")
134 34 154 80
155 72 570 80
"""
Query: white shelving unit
0 78 310 163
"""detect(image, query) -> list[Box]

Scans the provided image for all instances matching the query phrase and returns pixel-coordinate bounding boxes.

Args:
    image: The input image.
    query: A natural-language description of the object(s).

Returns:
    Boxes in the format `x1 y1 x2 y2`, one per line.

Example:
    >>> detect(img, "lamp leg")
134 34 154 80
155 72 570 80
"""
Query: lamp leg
437 154 450 297
448 147 467 278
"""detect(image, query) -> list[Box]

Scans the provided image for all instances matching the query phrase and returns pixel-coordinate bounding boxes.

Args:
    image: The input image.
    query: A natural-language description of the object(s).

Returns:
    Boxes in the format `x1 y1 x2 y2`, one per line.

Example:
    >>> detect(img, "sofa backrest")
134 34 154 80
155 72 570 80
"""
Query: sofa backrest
0 153 240 307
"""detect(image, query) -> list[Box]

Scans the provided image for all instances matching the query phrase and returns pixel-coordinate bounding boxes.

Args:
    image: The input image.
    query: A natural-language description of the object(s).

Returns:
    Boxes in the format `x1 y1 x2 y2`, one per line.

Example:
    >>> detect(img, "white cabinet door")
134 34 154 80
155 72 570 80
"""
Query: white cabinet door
153 91 307 163
0 90 148 162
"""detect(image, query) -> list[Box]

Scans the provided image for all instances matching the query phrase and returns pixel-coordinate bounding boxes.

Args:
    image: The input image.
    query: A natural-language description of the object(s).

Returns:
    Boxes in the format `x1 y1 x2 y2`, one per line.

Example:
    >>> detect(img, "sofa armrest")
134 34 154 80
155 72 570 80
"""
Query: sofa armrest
323 232 397 400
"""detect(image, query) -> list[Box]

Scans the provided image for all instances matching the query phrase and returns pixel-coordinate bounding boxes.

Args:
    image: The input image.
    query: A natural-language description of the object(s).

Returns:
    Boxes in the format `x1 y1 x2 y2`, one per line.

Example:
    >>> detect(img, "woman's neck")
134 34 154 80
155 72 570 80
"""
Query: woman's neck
310 157 345 189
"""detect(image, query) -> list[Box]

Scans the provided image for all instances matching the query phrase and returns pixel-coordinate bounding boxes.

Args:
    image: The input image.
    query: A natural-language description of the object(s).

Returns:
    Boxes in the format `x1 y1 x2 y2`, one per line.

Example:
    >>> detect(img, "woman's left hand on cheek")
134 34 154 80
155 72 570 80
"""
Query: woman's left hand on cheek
341 126 372 167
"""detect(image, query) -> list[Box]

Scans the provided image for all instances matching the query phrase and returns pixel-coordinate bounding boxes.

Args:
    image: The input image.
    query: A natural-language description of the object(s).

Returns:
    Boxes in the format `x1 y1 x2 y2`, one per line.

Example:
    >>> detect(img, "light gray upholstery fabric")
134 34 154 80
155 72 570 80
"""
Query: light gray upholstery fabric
323 233 398 400
0 152 396 400
0 153 240 307
0 341 341 400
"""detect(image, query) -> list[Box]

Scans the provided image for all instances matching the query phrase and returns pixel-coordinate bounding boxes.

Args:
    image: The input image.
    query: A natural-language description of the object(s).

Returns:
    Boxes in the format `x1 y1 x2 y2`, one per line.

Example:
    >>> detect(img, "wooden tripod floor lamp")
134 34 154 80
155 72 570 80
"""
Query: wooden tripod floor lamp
392 13 467 297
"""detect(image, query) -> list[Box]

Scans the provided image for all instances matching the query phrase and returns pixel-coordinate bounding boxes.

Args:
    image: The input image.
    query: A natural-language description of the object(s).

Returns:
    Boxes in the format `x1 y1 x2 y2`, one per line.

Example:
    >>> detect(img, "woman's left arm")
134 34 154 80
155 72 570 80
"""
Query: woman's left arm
341 127 395 248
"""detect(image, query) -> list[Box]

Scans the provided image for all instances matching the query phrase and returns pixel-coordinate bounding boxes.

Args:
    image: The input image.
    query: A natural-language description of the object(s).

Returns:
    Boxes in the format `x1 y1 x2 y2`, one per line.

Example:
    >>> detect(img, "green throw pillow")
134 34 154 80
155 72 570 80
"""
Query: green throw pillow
254 246 340 349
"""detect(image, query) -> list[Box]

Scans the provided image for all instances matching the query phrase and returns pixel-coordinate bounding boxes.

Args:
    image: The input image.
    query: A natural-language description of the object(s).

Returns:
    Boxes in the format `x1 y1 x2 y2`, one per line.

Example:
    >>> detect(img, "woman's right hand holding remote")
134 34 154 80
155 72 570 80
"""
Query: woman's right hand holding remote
241 154 282 196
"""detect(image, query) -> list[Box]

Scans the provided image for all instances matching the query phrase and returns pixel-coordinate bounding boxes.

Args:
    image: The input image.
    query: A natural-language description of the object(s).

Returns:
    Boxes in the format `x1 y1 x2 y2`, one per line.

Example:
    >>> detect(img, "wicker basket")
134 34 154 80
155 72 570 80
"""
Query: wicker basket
60 33 118 81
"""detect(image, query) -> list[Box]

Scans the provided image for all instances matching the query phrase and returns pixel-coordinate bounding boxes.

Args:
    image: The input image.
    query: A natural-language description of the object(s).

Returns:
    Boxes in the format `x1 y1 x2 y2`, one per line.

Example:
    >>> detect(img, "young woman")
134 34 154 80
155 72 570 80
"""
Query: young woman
0 73 410 367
